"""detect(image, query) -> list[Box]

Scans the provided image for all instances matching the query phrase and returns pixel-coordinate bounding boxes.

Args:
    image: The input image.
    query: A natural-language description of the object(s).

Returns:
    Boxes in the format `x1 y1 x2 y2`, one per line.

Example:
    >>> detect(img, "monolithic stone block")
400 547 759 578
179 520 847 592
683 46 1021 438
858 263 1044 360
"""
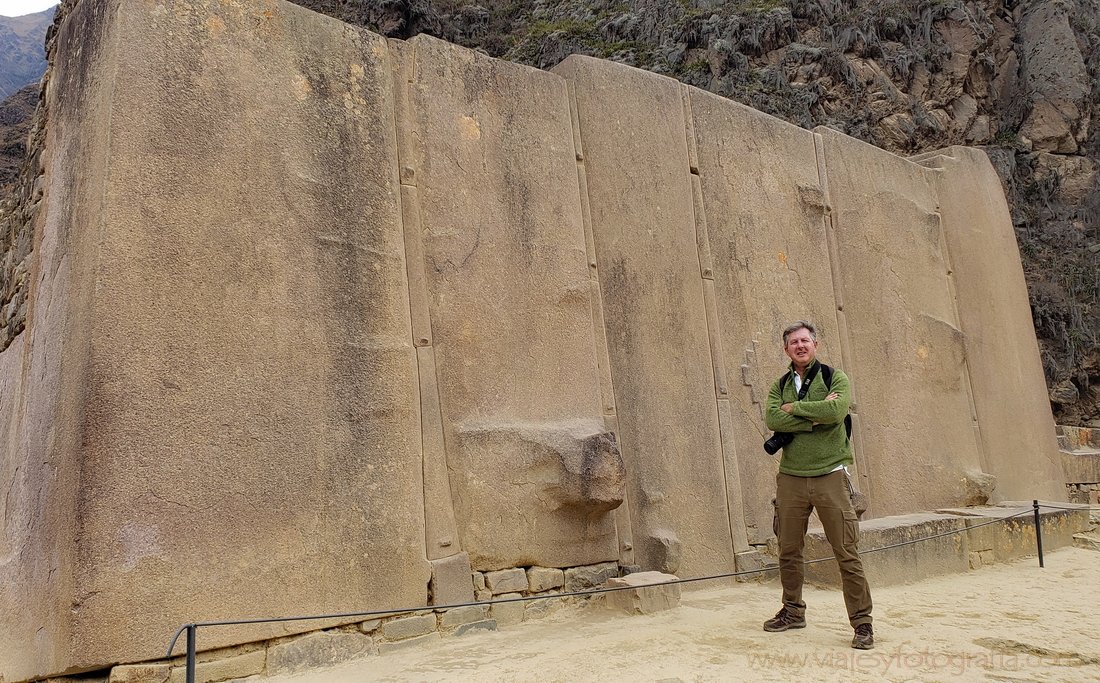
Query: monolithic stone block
490 593 525 627
564 562 619 592
1063 426 1100 449
266 631 375 675
552 55 737 579
526 566 565 592
430 553 475 606
604 571 681 614
401 35 617 571
687 86 840 547
108 664 170 683
458 424 626 515
734 549 778 583
2 1 432 679
917 146 1065 503
816 127 986 516
377 632 441 655
472 571 487 593
485 568 528 595
357 619 381 634
439 605 490 629
524 594 566 621
381 614 437 641
167 650 265 683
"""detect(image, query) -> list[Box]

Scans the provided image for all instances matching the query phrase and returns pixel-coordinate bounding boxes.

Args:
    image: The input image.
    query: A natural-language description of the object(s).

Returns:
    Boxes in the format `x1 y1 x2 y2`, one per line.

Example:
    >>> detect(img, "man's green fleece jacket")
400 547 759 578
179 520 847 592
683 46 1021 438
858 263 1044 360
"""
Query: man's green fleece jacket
765 359 853 477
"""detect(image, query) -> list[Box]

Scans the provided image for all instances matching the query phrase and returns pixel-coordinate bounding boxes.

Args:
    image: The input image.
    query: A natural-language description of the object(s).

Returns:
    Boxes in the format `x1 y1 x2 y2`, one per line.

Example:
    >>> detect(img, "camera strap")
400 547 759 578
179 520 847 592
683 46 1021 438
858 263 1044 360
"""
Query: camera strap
793 363 820 401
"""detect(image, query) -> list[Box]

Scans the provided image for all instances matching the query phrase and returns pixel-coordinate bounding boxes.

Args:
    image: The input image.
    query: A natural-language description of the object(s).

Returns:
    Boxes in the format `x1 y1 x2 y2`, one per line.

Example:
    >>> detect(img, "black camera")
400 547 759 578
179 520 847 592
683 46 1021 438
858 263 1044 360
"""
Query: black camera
763 431 794 455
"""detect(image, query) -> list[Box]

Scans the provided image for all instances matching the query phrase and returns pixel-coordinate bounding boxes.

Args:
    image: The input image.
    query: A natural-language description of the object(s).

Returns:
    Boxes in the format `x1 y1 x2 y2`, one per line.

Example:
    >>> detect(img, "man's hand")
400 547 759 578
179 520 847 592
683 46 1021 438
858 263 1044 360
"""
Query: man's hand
826 391 839 401
781 403 793 413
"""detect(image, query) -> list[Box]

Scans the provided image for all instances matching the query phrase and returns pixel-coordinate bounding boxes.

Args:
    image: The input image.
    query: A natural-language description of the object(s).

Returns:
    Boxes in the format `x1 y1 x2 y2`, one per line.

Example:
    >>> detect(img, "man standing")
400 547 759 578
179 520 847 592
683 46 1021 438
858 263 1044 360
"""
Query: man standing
763 320 874 650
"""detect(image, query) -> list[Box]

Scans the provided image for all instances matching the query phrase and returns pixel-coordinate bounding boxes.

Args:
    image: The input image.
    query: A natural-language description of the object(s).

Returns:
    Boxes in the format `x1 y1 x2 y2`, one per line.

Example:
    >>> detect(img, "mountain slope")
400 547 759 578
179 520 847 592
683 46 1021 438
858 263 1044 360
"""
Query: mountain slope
0 82 37 192
0 6 55 101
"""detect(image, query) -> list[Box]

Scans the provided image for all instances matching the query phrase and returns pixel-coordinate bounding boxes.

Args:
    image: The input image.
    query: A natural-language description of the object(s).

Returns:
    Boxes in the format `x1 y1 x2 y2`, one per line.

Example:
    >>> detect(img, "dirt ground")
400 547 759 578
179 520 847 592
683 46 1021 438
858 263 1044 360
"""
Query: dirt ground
262 546 1100 682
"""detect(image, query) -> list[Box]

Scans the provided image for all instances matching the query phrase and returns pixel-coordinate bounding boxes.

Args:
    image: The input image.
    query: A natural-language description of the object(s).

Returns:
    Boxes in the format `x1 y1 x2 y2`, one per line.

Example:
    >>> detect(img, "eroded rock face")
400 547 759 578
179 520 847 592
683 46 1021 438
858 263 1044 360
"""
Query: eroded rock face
1019 0 1090 153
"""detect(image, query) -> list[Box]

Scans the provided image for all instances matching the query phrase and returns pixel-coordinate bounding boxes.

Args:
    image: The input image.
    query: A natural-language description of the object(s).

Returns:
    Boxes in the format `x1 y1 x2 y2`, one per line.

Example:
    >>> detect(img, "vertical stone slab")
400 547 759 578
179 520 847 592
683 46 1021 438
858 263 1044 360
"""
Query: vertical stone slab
687 90 843 542
390 41 462 562
401 36 619 570
553 56 735 577
916 146 1066 502
0 0 121 678
28 0 430 672
815 128 986 515
416 345 461 559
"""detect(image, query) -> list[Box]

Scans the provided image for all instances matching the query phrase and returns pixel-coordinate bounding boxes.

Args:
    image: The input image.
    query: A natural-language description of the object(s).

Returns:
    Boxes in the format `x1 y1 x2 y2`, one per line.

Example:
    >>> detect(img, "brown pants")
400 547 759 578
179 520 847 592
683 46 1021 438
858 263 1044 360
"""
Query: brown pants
776 470 873 627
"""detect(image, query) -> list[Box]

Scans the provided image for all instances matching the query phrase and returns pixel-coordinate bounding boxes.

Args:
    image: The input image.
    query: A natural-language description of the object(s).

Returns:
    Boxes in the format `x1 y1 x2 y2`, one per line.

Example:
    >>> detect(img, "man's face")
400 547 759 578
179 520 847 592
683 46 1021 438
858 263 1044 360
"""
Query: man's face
784 327 817 369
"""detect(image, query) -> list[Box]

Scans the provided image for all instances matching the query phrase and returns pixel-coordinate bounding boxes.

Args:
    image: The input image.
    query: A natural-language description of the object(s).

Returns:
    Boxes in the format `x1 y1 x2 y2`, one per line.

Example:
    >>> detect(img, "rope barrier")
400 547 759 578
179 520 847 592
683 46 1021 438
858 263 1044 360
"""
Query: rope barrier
1037 502 1096 511
167 500 1086 681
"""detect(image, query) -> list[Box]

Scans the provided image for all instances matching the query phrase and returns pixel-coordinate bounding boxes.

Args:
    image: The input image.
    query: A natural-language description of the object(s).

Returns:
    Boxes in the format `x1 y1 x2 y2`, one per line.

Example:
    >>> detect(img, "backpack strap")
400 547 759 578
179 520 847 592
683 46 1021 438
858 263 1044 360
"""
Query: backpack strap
812 363 854 440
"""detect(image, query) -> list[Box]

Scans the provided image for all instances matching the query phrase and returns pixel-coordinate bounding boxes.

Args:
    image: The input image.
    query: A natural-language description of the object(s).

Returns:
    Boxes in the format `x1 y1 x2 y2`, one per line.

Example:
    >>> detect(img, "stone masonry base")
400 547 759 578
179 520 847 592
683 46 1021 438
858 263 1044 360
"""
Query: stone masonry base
34 502 1091 683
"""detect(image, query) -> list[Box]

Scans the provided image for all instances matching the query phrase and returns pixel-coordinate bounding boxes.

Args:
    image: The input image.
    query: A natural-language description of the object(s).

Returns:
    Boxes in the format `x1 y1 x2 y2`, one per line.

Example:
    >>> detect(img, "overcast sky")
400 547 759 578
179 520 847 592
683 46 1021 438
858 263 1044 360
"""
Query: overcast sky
0 0 59 17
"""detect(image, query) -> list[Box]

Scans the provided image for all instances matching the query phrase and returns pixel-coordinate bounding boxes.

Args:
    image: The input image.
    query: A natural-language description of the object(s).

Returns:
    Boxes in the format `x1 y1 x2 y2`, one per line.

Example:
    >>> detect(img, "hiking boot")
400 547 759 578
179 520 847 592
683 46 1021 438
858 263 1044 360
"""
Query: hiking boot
851 623 874 649
763 607 806 632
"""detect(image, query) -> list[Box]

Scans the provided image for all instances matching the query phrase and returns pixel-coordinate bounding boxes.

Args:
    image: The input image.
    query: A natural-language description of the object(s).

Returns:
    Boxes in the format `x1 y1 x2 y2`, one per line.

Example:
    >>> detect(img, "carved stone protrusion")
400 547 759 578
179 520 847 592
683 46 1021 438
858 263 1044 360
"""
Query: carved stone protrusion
457 420 626 514
553 429 626 512
644 528 683 575
962 471 997 507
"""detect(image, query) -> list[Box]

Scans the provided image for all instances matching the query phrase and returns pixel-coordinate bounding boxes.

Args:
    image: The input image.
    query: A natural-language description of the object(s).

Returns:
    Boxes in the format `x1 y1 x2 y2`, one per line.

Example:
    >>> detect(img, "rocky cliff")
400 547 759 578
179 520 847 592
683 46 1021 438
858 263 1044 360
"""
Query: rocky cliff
291 0 1100 425
0 83 37 191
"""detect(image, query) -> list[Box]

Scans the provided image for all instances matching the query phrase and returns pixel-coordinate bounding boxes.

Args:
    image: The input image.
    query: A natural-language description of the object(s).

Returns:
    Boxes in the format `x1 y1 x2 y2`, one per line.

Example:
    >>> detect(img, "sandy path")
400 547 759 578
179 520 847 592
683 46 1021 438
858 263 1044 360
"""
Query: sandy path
262 547 1100 682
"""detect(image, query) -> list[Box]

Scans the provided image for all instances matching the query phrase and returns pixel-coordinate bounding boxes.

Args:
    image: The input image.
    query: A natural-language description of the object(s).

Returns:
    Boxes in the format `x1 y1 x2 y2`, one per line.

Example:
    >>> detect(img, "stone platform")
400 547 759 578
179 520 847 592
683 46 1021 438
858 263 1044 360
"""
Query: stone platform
797 501 1089 588
1060 426 1100 503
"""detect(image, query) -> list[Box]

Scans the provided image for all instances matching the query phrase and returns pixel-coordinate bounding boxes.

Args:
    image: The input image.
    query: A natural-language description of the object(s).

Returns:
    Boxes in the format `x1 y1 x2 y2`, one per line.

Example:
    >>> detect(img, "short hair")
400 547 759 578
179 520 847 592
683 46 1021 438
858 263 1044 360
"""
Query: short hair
782 321 817 345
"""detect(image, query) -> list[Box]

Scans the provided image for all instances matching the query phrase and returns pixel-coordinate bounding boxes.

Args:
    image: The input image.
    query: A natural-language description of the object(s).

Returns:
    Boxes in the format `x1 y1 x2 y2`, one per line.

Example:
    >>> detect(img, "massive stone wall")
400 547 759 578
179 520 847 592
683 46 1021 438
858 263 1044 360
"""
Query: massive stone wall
0 0 1066 679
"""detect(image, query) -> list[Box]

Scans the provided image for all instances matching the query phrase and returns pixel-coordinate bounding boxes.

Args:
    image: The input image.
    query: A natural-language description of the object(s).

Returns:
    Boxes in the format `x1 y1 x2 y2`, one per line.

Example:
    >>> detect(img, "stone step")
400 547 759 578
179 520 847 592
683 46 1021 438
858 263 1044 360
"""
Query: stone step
1073 532 1100 552
797 502 1089 589
1058 425 1100 450
602 571 681 615
1061 448 1100 484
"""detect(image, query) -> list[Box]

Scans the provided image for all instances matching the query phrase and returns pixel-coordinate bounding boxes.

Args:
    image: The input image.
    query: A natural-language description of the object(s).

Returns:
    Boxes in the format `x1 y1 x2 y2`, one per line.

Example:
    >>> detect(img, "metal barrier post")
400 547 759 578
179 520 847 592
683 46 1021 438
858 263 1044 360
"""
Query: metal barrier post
186 624 197 683
1032 500 1044 568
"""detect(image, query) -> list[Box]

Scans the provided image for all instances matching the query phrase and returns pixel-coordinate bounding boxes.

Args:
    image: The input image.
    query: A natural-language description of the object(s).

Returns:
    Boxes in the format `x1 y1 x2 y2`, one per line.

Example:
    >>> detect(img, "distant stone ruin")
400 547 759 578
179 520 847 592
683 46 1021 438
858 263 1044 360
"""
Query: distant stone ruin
0 0 1068 680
